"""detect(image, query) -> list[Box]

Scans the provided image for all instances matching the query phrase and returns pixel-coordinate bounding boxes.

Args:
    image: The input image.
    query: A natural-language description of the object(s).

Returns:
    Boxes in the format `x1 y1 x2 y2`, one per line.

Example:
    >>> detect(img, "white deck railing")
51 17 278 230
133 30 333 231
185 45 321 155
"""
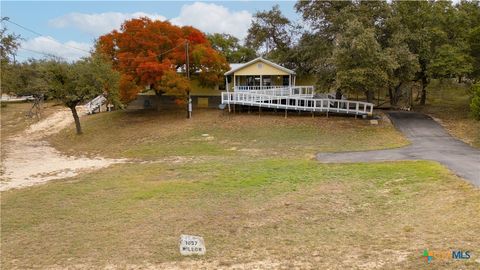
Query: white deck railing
221 87 374 116
250 86 315 98
234 86 286 91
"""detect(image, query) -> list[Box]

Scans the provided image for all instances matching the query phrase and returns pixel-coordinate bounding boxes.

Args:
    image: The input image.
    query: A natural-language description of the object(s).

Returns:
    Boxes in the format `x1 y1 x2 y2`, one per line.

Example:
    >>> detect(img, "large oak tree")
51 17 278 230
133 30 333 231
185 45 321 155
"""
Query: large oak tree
96 18 229 102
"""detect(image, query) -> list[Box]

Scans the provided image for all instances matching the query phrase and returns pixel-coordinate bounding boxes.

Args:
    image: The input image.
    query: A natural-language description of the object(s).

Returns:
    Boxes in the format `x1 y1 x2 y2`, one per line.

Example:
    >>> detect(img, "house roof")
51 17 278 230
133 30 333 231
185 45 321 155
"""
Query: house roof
224 57 295 76
228 63 246 71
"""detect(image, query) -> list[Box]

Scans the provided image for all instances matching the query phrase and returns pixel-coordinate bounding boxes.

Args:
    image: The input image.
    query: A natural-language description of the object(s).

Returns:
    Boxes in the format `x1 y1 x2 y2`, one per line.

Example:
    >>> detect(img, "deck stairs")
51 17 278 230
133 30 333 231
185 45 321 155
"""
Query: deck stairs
85 95 107 114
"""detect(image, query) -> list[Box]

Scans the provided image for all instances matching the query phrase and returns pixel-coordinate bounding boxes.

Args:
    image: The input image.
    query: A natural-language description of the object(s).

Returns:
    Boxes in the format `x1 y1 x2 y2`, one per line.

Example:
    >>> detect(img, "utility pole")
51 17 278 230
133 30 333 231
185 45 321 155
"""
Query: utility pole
186 40 192 119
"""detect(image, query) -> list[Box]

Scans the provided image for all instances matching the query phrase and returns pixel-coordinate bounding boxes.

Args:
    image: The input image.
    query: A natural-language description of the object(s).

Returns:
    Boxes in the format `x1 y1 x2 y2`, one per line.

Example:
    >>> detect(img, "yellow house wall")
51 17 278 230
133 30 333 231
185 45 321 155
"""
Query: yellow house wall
234 61 290 76
190 79 220 96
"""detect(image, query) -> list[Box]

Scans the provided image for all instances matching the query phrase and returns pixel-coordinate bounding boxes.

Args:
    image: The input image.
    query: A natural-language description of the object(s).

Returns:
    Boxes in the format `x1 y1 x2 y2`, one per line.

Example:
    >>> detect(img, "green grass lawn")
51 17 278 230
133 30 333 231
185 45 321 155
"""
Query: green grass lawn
419 79 480 148
2 159 479 269
2 107 479 269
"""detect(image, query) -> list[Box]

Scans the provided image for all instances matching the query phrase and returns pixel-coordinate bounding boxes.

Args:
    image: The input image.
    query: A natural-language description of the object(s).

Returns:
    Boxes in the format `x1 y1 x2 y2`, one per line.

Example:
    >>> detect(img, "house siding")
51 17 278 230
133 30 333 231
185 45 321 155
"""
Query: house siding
234 61 290 76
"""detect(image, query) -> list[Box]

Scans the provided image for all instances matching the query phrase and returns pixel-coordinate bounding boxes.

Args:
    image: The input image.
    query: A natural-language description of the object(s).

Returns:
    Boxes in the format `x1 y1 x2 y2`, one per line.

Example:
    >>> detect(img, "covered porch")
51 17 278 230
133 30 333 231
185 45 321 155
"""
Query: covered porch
229 75 295 91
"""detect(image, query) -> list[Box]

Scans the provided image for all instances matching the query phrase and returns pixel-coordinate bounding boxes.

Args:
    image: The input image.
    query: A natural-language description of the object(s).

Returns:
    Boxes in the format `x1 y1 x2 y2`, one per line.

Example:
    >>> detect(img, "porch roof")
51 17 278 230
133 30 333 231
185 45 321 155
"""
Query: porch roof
224 57 295 76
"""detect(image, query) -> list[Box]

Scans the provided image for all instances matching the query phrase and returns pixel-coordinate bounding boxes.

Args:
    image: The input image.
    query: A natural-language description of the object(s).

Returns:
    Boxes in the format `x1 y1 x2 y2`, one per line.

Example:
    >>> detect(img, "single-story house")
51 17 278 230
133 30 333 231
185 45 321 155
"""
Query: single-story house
128 57 309 110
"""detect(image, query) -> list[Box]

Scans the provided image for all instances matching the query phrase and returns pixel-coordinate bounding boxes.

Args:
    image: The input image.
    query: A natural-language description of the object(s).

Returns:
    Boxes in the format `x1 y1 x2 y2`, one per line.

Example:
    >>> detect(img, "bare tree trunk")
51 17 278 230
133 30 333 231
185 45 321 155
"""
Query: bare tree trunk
365 90 374 103
69 105 82 135
389 82 403 107
389 87 394 105
420 75 428 105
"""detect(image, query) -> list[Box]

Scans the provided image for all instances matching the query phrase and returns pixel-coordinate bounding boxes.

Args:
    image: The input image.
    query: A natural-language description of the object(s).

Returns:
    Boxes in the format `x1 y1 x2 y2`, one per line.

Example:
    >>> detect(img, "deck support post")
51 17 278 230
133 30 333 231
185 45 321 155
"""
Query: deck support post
226 77 231 113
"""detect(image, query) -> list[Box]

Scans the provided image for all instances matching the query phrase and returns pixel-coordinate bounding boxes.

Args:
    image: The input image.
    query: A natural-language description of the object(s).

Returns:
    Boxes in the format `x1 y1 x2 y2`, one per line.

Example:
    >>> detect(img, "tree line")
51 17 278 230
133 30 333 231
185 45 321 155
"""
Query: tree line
242 1 480 108
2 1 480 130
1 18 229 134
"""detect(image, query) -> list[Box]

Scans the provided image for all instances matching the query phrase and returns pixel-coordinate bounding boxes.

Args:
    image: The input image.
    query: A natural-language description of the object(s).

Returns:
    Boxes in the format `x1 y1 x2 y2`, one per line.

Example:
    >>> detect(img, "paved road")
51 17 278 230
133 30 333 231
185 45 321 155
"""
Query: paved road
316 111 480 186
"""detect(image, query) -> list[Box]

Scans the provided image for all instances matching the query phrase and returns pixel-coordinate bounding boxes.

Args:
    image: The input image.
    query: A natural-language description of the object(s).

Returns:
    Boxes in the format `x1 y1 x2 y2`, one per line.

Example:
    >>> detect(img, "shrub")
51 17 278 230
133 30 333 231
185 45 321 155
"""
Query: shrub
470 83 480 120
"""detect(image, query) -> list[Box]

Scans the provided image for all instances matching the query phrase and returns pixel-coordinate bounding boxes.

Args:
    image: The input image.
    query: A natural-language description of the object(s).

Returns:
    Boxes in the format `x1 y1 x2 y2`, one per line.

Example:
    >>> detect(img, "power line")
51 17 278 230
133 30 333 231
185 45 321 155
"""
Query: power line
158 41 186 57
4 18 91 53
18 47 61 58
113 41 189 61
3 18 189 61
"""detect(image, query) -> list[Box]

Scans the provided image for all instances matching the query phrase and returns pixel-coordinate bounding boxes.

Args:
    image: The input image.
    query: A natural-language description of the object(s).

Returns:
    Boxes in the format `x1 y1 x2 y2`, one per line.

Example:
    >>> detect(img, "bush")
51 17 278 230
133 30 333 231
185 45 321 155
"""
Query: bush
470 83 480 120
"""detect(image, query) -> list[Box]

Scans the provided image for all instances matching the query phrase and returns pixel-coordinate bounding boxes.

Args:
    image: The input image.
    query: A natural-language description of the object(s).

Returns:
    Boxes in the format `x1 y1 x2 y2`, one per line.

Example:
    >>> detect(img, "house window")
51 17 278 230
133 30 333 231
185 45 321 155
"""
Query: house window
257 63 263 69
247 76 261 86
262 76 271 86
283 76 290 86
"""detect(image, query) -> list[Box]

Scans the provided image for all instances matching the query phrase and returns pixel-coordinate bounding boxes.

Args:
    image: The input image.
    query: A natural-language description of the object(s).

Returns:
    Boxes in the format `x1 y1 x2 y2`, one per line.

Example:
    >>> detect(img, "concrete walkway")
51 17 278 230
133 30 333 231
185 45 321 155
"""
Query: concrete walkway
316 111 480 186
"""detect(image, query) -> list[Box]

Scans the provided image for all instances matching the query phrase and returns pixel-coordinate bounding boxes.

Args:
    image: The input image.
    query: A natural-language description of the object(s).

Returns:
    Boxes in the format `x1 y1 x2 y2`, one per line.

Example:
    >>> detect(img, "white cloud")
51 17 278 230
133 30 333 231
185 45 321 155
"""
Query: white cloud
49 12 167 36
49 3 253 39
171 2 252 39
21 36 91 61
39 3 253 61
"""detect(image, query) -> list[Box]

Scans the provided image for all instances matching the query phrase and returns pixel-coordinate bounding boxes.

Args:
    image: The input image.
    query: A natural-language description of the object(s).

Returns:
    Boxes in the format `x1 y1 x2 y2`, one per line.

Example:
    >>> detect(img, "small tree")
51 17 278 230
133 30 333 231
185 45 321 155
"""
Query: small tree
470 83 480 120
245 5 296 67
207 33 256 63
0 18 21 63
333 19 395 103
96 18 228 103
45 55 120 134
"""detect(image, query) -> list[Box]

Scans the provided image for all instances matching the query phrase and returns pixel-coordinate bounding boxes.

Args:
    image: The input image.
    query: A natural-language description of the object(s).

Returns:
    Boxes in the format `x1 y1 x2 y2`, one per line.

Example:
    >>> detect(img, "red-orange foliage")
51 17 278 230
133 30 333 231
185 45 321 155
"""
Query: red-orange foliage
96 18 229 102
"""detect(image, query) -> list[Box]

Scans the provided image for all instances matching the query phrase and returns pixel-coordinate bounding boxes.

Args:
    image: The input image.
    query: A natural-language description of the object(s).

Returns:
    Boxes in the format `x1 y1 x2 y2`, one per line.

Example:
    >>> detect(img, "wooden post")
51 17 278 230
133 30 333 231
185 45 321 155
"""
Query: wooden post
226 76 231 113
185 41 192 119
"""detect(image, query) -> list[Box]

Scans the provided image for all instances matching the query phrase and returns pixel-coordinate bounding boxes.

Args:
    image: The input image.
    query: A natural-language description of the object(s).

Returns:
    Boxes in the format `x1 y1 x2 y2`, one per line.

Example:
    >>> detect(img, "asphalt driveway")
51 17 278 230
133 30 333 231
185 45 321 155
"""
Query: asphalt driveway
317 111 480 186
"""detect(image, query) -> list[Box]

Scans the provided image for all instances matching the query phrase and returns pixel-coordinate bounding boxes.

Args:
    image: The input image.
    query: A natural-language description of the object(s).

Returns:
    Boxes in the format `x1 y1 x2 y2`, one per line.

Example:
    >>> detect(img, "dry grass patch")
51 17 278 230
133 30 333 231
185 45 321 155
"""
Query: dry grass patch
1 160 479 269
3 101 478 269
48 109 408 159
1 102 59 142
418 80 480 148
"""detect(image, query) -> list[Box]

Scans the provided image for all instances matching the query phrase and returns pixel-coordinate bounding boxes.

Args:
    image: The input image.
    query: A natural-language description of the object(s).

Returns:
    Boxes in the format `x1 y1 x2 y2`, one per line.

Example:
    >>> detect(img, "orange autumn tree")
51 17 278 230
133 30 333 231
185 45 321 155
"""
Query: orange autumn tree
96 18 229 103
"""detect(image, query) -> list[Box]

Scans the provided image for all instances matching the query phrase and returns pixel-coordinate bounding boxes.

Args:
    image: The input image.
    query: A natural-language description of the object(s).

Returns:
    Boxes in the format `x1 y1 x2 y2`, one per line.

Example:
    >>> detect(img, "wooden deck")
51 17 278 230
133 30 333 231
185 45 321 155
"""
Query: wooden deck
221 86 374 116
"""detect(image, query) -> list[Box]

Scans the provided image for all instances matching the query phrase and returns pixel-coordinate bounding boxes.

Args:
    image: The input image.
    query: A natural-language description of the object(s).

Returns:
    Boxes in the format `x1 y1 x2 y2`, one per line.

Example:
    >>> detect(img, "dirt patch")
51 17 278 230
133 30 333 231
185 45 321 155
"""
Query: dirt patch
0 108 126 191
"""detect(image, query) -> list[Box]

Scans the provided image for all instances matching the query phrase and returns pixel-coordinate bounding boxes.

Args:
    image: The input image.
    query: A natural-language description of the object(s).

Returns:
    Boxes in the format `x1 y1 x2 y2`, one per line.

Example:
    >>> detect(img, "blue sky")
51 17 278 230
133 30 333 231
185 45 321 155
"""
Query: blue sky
1 1 299 61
